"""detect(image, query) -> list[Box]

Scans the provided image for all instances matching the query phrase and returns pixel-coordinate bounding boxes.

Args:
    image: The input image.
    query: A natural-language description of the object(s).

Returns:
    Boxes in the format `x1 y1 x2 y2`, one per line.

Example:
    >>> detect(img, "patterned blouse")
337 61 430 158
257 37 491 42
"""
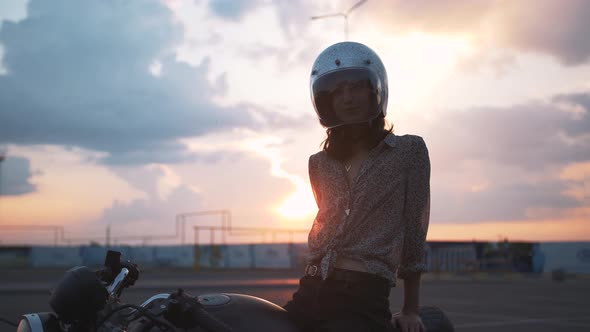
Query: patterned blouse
307 133 430 286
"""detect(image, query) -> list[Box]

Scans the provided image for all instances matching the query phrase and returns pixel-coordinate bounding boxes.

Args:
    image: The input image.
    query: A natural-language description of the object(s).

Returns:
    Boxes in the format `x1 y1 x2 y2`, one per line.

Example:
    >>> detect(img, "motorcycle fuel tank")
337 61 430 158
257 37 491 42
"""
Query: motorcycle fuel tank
198 293 299 332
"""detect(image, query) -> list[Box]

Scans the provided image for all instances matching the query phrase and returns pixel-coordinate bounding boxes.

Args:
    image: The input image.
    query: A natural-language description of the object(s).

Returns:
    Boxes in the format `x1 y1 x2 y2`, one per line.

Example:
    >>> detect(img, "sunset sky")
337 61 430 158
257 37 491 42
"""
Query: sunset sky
0 0 589 245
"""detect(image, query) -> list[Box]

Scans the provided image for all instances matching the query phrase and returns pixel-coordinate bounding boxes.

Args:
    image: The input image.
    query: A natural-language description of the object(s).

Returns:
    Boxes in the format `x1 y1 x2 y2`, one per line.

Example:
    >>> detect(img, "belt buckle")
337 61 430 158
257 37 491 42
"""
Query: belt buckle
305 264 319 277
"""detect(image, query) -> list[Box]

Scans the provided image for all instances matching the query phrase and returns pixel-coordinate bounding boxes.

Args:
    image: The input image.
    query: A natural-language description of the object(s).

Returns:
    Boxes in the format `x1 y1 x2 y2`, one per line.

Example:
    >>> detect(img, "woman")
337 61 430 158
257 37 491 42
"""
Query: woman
283 42 430 332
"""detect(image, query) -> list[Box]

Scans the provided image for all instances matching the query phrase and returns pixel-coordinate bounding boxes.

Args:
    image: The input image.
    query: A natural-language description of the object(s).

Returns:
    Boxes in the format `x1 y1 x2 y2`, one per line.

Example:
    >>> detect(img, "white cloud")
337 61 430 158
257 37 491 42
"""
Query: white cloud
0 0 296 165
425 91 590 222
366 0 590 66
0 155 36 196
2 0 589 238
1 145 146 225
0 0 27 23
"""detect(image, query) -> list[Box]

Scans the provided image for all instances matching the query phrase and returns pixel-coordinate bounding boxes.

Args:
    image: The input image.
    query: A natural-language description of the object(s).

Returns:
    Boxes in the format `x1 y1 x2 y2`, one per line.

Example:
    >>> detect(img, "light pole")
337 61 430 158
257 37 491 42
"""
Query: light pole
0 150 5 217
310 0 368 40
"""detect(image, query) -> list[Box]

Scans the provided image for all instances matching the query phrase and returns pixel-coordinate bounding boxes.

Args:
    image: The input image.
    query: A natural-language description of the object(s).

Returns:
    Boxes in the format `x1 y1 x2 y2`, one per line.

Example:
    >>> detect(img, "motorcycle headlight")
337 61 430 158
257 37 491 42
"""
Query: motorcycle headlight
18 313 61 332
16 320 32 332
17 315 40 332
16 312 62 332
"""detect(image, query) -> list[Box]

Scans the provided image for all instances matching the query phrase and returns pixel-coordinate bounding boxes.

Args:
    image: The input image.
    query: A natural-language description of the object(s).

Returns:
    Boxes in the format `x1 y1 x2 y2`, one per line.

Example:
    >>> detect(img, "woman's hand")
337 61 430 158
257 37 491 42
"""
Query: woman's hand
392 311 425 332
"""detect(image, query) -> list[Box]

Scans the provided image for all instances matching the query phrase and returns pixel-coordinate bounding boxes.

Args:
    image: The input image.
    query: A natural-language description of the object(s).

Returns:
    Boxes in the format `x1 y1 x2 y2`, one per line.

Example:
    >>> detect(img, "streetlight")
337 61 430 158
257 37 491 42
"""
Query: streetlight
310 0 368 40
0 149 5 220
0 149 5 197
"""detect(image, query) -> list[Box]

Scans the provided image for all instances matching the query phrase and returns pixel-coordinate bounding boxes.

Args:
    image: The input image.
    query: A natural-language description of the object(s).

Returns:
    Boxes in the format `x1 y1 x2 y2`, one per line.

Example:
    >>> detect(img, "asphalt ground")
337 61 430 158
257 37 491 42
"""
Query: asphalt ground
0 269 588 332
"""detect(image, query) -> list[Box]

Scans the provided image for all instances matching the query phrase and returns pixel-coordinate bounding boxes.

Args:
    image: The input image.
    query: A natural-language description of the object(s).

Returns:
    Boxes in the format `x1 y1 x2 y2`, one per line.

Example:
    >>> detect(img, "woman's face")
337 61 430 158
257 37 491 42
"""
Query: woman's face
331 80 373 123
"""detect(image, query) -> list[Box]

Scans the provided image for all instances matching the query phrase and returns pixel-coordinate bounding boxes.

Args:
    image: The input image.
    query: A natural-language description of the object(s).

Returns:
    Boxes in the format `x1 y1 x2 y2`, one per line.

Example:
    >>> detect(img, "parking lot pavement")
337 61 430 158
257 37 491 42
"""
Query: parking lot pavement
1 269 589 332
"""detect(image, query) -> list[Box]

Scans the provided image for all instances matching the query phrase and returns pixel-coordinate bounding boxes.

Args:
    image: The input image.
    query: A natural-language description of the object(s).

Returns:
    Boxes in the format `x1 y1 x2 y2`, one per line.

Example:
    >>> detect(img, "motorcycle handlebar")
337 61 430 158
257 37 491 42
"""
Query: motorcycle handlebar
106 267 129 298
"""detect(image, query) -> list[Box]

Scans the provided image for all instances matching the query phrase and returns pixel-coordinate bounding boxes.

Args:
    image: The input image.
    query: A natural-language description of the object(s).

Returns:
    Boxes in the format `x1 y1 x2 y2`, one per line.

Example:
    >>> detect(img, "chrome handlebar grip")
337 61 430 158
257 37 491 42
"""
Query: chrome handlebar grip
107 268 129 298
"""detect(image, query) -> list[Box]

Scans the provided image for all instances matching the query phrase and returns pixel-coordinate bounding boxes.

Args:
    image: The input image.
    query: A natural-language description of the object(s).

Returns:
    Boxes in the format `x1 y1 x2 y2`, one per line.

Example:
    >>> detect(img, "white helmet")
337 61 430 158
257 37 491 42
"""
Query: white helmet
310 42 388 128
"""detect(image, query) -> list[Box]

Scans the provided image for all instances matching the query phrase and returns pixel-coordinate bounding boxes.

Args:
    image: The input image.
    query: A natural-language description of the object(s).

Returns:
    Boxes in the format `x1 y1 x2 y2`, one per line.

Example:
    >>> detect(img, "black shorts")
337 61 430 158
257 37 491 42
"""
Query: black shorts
283 269 396 332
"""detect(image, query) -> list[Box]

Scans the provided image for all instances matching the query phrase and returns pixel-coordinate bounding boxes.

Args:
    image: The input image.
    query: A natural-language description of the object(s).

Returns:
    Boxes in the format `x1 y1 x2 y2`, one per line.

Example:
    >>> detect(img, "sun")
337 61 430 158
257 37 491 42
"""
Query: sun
275 183 318 220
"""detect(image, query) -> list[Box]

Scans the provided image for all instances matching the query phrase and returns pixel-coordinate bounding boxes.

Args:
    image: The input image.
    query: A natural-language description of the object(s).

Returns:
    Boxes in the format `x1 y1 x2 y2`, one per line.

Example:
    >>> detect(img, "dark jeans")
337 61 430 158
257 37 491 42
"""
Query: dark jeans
283 269 396 332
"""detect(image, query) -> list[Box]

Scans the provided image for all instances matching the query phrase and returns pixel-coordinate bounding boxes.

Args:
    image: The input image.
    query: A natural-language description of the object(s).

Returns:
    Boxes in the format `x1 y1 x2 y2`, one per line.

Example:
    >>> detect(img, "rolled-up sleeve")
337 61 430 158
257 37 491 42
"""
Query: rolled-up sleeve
397 136 431 279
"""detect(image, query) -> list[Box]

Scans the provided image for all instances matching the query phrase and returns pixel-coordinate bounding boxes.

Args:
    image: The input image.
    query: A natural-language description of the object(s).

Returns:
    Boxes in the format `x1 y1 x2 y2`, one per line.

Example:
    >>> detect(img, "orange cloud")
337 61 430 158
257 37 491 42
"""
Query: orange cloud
428 214 590 242
366 0 590 65
560 161 590 181
560 161 590 202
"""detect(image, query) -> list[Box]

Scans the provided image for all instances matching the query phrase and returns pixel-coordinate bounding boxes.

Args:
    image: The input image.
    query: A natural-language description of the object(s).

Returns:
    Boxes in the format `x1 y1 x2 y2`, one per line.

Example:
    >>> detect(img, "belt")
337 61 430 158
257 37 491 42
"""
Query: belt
304 264 320 277
304 264 387 285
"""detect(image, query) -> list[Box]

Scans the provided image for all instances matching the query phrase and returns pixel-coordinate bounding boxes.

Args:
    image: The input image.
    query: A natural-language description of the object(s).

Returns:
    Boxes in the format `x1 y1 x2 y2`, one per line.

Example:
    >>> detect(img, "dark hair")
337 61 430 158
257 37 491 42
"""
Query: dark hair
321 116 393 161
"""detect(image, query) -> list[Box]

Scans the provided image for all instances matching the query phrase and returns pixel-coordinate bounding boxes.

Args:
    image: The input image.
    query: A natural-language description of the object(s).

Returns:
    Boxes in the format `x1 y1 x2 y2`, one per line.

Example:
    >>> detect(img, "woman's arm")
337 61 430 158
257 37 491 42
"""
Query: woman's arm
402 272 421 314
393 272 424 331
393 136 430 332
397 136 430 279
394 272 425 332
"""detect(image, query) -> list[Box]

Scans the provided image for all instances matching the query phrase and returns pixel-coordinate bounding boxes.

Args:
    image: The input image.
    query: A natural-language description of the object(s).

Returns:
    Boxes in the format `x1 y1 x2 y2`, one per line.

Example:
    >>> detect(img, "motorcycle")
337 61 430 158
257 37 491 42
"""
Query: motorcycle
7 250 454 331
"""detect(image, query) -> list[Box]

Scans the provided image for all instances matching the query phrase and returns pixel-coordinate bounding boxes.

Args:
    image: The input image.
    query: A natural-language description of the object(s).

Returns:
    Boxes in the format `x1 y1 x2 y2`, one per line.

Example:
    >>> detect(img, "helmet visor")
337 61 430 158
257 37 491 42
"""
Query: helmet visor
312 68 382 128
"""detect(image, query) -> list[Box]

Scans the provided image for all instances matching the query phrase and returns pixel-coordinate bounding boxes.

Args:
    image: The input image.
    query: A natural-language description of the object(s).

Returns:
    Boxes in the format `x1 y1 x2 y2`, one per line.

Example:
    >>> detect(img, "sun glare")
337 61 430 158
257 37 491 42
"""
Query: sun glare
275 180 318 220
237 133 318 221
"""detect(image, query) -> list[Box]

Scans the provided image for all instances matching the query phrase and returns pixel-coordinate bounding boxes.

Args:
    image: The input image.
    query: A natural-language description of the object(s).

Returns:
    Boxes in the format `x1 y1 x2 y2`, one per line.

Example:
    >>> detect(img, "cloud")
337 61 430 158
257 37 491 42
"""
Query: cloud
92 138 304 236
102 146 244 165
208 0 261 20
494 0 590 65
0 0 294 165
93 164 202 227
432 172 581 222
427 93 589 170
0 0 27 24
367 0 590 65
425 91 590 222
98 185 202 225
201 0 328 69
274 0 316 39
205 0 316 39
0 155 37 196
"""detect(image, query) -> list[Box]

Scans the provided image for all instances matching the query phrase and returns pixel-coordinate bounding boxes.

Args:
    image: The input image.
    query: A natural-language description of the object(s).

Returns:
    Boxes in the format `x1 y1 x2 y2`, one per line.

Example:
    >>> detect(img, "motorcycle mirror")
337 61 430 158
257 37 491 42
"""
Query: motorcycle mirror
104 250 122 274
